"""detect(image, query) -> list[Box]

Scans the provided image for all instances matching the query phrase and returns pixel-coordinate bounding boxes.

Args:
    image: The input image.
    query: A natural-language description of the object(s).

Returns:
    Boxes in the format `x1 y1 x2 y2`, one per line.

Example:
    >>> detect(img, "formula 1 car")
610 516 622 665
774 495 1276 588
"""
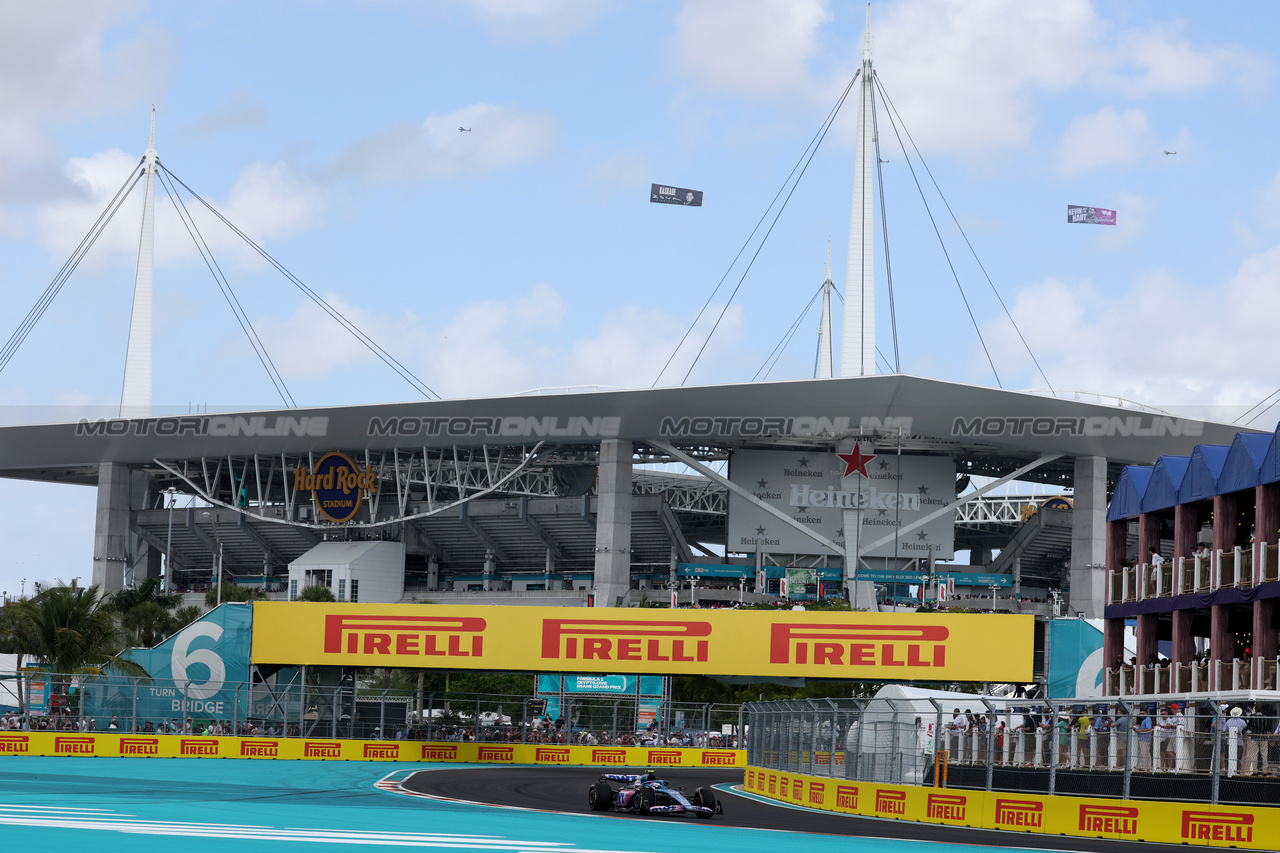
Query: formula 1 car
587 773 722 819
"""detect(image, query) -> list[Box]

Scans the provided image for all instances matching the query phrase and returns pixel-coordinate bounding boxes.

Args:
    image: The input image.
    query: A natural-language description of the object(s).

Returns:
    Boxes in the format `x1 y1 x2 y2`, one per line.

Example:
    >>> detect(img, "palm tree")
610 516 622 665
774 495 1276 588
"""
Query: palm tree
204 582 267 608
0 602 36 713
172 605 203 629
121 600 179 648
11 584 148 679
298 585 336 602
112 577 181 614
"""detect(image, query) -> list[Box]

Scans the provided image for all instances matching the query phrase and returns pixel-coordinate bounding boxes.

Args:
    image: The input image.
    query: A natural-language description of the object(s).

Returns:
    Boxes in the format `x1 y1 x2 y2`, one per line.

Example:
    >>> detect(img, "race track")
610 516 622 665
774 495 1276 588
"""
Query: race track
399 766 1189 853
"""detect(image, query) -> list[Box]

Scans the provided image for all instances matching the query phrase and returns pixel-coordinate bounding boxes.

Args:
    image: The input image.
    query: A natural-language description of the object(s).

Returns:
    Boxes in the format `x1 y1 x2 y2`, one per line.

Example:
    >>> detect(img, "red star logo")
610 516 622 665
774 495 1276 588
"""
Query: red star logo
837 443 876 478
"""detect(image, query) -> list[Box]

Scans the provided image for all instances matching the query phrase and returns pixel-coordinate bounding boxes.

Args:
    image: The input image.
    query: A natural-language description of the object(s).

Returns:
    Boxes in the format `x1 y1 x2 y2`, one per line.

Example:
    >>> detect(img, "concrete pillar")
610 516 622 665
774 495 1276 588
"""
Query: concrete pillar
1210 604 1232 687
427 557 439 590
1103 618 1125 674
1069 455 1107 618
1013 555 1021 596
482 555 496 592
1257 483 1280 549
1173 503 1196 562
1106 519 1128 570
1172 608 1194 666
1135 613 1158 667
1213 493 1237 553
1137 512 1159 562
971 549 992 567
1254 599 1276 683
592 439 632 608
92 462 131 592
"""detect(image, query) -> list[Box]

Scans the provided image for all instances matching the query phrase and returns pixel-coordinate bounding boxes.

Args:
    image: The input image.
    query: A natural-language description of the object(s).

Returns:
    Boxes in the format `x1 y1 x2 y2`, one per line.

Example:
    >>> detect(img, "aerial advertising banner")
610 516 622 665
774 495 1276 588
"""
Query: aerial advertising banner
650 183 704 206
250 602 1033 682
1067 205 1116 225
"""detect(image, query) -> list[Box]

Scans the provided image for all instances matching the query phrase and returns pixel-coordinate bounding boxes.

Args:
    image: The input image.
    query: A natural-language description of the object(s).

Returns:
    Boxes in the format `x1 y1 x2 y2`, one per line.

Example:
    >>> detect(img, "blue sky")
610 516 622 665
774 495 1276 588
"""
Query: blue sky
2 0 1279 595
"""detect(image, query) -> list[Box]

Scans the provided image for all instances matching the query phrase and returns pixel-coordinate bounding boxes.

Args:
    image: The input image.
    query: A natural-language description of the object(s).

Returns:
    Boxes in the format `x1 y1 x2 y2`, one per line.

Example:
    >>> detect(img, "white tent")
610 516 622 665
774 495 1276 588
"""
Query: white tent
849 684 1010 785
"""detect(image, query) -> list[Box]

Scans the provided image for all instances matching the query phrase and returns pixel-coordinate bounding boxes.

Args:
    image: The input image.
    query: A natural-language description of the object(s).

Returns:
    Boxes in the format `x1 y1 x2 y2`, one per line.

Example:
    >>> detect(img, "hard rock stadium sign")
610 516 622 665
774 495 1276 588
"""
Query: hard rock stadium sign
251 602 1033 682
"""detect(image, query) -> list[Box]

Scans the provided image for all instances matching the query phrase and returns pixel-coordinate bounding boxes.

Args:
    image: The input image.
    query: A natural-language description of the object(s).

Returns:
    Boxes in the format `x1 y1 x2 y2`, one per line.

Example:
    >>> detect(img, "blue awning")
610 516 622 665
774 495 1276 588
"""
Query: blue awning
1263 421 1280 485
1181 444 1229 501
1108 465 1153 521
1140 455 1190 513
1218 432 1272 494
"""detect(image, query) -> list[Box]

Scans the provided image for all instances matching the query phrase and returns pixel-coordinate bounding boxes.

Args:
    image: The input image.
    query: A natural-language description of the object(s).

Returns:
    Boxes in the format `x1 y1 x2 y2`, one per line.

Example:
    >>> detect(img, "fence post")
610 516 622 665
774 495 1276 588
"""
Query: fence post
1211 703 1223 804
131 677 138 733
233 682 241 735
927 698 945 785
1048 705 1059 796
380 688 389 739
738 703 747 754
475 695 482 742
1120 701 1134 801
981 698 997 792
331 687 340 739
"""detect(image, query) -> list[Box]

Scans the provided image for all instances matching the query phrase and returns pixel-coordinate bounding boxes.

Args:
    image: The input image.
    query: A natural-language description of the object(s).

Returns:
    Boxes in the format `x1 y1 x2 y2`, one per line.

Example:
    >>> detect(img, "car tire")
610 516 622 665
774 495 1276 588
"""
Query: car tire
692 787 716 818
637 786 656 814
588 782 613 811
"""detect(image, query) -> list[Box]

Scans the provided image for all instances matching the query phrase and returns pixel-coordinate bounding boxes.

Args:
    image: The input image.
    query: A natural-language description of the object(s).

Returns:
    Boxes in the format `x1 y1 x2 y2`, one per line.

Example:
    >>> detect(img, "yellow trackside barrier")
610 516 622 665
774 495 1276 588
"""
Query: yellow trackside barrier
743 765 1277 848
0 731 742 767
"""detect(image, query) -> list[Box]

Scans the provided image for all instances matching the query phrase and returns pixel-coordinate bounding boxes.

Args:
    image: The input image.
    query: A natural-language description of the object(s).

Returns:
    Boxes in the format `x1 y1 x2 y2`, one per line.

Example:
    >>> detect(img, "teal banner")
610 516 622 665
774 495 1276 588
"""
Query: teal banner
1046 619 1105 699
537 674 664 695
82 603 255 727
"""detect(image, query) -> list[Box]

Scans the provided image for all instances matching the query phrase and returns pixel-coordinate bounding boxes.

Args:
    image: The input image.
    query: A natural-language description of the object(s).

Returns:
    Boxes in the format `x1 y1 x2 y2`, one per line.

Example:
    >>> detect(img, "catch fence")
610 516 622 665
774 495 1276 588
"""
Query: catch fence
746 697 1279 807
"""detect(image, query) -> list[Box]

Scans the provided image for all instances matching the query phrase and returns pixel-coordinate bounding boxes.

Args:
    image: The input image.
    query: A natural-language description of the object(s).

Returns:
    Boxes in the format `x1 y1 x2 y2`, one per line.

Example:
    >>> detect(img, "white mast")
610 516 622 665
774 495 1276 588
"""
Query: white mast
839 4 876 377
121 108 157 419
816 241 834 378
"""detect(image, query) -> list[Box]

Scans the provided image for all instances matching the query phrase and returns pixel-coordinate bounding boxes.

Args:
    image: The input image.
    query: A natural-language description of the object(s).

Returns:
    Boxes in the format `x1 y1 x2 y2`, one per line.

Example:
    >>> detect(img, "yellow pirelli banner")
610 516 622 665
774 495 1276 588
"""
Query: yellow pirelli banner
0 731 741 767
250 603 1033 681
743 766 1277 848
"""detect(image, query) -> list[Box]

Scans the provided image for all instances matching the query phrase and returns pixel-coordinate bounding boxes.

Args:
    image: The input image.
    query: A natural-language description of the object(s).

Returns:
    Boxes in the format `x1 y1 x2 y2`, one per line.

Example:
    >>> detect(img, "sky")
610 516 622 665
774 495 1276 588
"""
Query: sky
2 0 1280 597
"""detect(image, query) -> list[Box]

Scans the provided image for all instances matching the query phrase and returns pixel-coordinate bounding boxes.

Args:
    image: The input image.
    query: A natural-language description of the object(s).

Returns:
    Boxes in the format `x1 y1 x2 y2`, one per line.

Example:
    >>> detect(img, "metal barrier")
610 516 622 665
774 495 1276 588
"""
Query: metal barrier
0 672 745 749
746 697 1279 806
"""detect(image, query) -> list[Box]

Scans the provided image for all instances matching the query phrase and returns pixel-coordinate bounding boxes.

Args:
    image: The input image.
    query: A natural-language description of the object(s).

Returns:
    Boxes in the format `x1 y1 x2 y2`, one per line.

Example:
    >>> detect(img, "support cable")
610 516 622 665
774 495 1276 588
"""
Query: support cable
832 281 893 374
0 162 145 376
653 70 861 387
876 73 1054 394
679 73 860 386
872 73 1001 388
869 78 900 373
752 283 823 381
1236 389 1280 426
159 165 439 400
157 168 294 407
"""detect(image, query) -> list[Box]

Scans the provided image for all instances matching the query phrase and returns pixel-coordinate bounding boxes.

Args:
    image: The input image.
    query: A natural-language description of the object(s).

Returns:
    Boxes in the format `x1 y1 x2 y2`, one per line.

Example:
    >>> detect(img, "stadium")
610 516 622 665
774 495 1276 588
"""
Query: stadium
2 8 1279 852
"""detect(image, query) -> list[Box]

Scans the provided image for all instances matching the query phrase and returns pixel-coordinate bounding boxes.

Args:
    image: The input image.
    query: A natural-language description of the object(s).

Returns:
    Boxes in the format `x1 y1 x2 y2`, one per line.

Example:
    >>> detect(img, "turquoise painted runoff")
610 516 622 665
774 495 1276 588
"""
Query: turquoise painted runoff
0 757 1004 853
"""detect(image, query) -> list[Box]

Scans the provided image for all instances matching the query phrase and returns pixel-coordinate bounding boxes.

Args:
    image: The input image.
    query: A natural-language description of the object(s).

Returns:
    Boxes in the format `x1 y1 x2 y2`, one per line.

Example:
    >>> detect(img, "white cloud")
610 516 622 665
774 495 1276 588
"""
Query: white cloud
0 3 176 195
983 243 1280 415
1054 107 1156 176
1088 191 1154 251
332 104 558 185
36 151 328 270
249 283 749 396
1103 21 1272 98
464 0 608 39
669 0 1269 163
671 0 831 99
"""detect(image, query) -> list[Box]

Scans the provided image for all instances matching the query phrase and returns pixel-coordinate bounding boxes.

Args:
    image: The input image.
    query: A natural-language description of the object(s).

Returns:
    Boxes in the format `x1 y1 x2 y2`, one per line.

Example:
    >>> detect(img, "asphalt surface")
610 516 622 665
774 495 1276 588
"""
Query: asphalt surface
401 766 1192 853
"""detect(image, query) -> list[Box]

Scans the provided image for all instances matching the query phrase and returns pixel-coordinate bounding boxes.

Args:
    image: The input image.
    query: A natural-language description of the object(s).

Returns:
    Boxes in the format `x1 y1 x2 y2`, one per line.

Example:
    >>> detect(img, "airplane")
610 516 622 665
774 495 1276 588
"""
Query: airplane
459 127 472 132
1164 150 1176 155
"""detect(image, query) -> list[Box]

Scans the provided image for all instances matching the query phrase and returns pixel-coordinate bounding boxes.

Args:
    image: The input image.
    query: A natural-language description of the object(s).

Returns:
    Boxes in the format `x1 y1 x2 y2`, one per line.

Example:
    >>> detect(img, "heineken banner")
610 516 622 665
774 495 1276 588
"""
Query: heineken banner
728 449 956 559
83 603 254 726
